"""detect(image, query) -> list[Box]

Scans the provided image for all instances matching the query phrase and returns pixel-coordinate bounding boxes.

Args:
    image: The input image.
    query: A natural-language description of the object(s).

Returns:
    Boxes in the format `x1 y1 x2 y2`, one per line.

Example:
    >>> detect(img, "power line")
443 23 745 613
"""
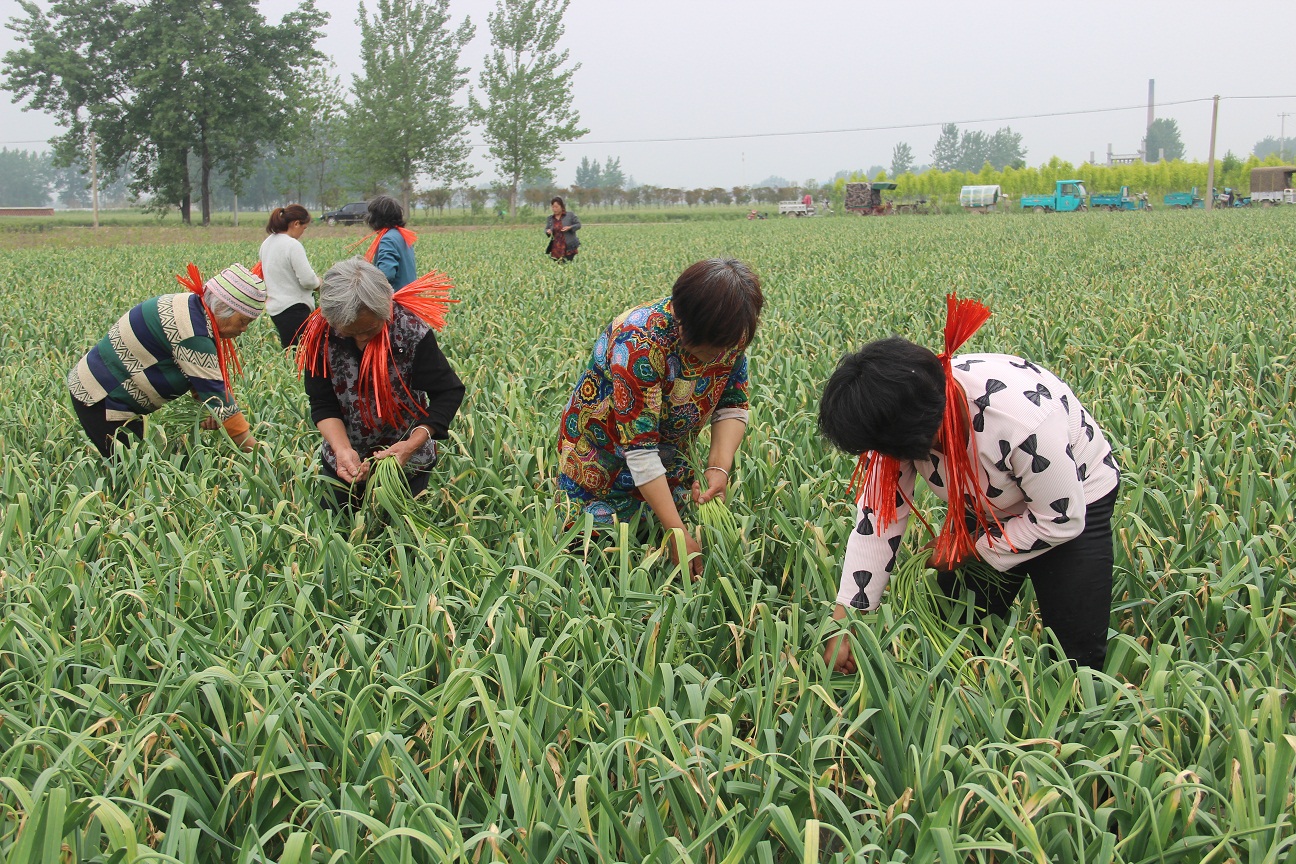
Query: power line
3 93 1294 149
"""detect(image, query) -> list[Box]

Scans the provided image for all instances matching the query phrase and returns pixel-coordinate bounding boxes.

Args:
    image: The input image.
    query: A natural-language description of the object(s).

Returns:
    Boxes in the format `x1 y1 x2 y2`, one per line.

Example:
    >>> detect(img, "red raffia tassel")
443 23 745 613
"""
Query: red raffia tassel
176 262 242 395
851 451 900 527
356 323 424 430
250 261 264 279
294 309 332 379
358 226 419 263
393 270 459 331
931 292 1006 567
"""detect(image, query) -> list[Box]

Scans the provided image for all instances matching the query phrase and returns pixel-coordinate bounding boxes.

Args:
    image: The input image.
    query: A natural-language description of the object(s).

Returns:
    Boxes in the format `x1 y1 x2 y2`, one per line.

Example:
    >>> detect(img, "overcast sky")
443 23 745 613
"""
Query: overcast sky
2 0 1294 188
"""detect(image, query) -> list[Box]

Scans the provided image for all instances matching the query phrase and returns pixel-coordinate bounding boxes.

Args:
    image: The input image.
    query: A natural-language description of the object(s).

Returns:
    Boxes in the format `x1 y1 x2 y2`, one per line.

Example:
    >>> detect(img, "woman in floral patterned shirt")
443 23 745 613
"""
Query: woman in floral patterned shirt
557 258 763 575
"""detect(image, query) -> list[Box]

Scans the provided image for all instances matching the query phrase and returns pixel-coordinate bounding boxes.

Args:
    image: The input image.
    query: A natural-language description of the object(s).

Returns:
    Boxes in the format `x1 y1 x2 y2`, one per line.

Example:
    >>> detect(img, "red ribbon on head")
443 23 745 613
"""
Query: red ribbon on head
294 269 459 430
176 263 243 396
851 292 1005 566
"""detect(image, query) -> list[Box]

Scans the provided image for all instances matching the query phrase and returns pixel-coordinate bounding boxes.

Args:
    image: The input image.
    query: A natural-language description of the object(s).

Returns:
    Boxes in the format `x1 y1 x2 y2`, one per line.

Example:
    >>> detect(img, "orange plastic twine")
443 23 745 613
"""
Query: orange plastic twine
176 263 243 396
851 293 1006 566
294 269 458 430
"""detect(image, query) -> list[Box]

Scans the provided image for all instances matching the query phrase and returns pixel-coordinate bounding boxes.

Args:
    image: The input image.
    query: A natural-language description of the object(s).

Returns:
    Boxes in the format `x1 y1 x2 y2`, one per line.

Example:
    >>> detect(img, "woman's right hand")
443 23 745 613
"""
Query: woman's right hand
335 447 368 484
665 527 704 579
545 228 552 236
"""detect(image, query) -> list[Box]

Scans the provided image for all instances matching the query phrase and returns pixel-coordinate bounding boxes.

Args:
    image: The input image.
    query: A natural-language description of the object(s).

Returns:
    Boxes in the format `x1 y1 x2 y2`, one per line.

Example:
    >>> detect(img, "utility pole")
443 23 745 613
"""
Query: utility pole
88 128 100 230
1205 95 1219 212
1280 113 1293 161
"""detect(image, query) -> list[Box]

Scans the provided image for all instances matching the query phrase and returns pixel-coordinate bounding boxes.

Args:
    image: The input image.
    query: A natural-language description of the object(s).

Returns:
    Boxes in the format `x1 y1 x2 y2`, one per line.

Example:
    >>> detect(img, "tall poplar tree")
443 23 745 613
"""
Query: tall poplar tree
471 0 587 217
348 0 476 215
4 0 325 224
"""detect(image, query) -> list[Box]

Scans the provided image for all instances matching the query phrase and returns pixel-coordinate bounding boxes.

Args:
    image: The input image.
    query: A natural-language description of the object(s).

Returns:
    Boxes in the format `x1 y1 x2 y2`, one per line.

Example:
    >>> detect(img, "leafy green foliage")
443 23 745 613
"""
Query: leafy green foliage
0 148 51 205
1145 117 1186 162
470 0 587 217
347 0 476 213
0 213 1294 860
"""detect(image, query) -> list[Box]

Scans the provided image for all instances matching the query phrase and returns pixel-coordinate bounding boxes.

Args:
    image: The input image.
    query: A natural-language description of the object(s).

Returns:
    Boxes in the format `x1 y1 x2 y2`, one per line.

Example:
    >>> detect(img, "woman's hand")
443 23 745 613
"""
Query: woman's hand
823 604 856 673
335 447 368 484
200 416 220 431
545 228 552 236
665 527 704 579
373 426 431 468
691 467 728 504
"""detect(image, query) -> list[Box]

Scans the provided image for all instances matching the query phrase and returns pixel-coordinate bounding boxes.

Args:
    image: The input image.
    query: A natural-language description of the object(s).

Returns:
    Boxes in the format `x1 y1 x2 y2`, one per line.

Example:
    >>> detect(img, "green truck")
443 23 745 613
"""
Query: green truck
1020 180 1088 212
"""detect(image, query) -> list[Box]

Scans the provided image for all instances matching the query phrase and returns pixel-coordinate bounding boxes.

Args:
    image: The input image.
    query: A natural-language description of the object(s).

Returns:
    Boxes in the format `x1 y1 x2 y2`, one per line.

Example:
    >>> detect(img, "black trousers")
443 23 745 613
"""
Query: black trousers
938 484 1119 669
271 303 313 350
319 457 432 512
71 391 144 457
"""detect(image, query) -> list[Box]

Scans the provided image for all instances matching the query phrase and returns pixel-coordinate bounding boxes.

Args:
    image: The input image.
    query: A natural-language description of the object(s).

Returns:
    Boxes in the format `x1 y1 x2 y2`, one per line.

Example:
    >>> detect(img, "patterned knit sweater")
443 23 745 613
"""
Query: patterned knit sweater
67 293 247 437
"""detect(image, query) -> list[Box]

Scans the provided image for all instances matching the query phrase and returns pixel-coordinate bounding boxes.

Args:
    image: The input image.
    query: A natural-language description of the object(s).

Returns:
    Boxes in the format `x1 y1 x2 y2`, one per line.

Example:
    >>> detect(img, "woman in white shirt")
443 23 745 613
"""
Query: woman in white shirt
260 204 322 348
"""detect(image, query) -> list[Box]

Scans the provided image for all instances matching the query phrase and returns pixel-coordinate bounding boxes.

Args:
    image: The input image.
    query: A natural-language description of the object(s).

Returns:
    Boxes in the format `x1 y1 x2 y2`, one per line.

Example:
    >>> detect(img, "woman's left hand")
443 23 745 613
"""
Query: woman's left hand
373 439 419 467
691 468 728 504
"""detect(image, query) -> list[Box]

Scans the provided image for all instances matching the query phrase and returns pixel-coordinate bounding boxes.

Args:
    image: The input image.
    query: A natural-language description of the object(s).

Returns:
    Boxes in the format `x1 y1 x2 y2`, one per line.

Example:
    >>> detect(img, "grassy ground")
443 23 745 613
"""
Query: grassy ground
0 210 1293 862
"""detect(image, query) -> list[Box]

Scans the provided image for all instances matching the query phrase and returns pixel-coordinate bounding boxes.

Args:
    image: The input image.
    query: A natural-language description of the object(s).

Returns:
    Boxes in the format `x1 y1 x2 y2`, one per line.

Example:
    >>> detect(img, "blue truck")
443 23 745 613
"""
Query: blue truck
1020 180 1088 212
1089 185 1148 211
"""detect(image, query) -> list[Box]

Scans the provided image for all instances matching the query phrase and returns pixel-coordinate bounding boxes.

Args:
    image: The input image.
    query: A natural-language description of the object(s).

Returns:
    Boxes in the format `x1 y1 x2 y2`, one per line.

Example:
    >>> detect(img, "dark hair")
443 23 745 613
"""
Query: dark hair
670 258 763 350
366 195 405 230
818 337 945 460
265 204 311 234
550 196 566 214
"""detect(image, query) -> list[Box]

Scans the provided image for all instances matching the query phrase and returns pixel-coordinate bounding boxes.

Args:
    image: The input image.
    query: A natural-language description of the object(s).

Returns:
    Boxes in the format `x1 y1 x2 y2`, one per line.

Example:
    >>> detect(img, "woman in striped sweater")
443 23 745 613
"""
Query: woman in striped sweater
67 264 267 456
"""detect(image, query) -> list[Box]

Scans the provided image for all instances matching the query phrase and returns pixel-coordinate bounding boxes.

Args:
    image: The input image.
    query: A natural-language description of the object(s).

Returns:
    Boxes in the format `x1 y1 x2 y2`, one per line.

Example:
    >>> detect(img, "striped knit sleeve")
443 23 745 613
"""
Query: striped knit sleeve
166 295 240 422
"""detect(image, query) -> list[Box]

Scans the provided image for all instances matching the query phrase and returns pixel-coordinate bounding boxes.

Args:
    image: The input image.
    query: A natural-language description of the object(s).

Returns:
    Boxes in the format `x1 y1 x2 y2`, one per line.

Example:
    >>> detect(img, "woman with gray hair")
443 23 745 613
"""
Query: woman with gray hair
297 257 464 509
68 263 266 456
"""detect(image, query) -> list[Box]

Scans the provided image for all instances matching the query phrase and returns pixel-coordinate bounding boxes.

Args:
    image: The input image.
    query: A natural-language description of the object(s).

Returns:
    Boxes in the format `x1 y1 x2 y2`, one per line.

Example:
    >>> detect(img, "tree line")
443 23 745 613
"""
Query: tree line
2 0 585 224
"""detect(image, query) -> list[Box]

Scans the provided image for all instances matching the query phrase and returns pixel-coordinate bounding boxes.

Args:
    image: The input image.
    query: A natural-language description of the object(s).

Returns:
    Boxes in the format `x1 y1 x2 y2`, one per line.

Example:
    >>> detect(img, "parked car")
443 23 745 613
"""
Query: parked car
321 202 368 225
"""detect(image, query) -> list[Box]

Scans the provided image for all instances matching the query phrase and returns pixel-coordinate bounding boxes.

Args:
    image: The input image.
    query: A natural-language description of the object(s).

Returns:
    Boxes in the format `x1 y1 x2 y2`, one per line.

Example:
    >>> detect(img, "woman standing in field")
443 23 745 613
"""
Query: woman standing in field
545 196 581 262
297 258 464 510
365 195 418 290
260 204 322 349
67 264 266 456
557 258 762 575
818 295 1121 671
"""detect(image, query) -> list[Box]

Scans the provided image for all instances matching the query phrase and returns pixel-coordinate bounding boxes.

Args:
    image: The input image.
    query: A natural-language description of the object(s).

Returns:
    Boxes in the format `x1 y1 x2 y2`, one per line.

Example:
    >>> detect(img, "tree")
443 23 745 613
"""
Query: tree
890 142 914 178
1252 136 1296 161
349 0 476 216
273 62 348 209
574 156 601 188
3 0 135 211
471 0 587 217
122 0 326 224
5 0 326 224
602 156 624 189
955 129 991 172
1145 118 1185 162
987 126 1026 170
0 148 51 205
931 123 961 171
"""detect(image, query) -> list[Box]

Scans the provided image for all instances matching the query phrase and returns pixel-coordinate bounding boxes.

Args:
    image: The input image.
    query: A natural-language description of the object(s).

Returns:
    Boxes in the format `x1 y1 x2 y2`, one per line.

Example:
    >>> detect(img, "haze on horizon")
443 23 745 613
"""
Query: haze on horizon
2 0 1293 190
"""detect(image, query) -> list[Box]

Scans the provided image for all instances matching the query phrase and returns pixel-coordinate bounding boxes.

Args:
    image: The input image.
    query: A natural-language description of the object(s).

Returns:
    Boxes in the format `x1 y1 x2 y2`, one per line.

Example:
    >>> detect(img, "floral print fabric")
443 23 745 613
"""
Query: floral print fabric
557 298 750 522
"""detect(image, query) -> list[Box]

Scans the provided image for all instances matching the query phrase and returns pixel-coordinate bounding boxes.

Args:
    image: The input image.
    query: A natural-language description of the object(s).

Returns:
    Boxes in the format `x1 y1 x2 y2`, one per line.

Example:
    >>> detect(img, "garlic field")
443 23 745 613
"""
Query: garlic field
0 212 1293 862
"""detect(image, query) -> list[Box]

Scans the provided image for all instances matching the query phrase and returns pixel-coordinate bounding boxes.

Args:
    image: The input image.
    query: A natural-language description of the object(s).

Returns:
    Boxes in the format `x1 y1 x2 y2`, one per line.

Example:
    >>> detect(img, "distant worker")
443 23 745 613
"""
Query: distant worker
364 195 417 291
545 196 581 262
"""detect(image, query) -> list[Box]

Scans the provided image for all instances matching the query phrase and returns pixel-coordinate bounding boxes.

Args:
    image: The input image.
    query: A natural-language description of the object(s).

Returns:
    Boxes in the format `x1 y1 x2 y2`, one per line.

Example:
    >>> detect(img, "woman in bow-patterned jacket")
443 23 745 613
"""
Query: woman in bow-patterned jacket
818 296 1120 671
